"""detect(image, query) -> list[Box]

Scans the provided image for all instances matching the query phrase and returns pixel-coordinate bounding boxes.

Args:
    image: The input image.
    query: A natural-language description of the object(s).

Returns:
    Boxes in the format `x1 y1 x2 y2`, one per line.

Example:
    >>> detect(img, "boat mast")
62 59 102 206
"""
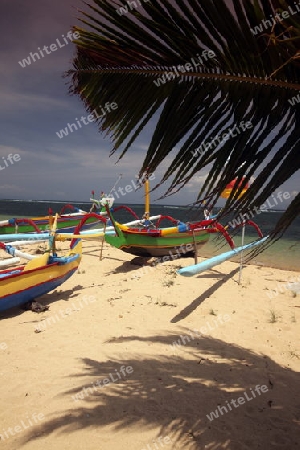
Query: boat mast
144 172 150 220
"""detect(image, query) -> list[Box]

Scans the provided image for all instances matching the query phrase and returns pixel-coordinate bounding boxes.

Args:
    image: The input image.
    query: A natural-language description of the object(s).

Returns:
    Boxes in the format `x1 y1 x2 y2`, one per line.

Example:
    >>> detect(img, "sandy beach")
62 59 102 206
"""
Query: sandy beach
0 239 299 449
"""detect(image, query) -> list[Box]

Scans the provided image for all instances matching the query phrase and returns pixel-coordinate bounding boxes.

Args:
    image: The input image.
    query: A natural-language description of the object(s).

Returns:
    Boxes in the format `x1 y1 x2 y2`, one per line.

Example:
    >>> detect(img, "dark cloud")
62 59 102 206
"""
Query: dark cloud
0 1 297 207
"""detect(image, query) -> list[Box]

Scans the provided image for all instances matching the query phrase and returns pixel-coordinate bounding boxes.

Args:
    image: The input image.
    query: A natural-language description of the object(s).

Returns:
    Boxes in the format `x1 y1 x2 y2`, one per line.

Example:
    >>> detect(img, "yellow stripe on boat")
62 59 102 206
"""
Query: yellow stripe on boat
160 227 180 236
56 232 105 239
117 223 129 231
0 257 80 297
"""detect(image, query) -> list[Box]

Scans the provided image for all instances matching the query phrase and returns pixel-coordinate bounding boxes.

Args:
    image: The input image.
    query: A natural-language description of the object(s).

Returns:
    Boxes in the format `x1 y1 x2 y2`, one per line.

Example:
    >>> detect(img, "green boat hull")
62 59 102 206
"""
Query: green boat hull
0 215 100 235
105 229 210 257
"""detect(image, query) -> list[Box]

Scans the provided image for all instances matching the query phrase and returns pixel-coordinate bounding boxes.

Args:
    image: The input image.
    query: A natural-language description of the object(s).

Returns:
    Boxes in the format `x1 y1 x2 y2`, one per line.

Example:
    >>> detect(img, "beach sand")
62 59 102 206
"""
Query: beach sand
0 240 299 449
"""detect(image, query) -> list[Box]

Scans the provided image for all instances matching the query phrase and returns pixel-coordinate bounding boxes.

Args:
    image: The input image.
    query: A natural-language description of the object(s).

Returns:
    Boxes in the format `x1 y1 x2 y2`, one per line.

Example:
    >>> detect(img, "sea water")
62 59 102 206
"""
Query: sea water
0 199 299 271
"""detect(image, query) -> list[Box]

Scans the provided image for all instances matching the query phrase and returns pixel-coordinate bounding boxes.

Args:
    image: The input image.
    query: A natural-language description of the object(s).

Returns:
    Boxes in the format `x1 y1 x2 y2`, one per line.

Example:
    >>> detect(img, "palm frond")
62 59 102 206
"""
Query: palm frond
67 0 300 241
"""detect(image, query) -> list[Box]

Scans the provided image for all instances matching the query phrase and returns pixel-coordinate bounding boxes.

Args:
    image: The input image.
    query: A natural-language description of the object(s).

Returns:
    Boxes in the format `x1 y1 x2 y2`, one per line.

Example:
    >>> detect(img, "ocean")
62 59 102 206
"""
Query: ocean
0 199 299 271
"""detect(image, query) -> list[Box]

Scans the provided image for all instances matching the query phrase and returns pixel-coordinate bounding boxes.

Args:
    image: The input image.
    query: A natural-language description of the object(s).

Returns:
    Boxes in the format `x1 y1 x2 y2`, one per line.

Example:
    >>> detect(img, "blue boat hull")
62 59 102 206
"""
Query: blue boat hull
0 266 78 312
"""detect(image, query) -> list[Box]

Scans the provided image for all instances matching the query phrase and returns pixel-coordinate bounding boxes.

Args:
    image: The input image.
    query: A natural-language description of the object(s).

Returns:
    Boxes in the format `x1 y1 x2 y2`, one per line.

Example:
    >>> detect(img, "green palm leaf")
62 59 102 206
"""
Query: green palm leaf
67 0 300 242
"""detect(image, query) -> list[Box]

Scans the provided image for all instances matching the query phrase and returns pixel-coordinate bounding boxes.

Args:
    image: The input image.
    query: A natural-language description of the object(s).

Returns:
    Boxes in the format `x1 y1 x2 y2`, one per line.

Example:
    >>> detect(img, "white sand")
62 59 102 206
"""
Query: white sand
0 240 299 449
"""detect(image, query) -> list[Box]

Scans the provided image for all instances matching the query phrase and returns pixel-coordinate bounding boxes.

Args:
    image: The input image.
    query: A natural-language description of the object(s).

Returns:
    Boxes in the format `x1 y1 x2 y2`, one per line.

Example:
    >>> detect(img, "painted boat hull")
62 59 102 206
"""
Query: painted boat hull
105 229 210 257
0 215 100 235
0 243 81 312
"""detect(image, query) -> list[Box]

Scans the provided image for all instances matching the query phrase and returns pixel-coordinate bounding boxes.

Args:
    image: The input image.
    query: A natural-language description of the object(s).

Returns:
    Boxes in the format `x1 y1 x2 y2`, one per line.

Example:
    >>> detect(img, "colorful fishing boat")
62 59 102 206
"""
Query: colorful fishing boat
102 172 214 257
103 170 265 258
105 221 210 257
102 173 203 257
0 204 101 235
104 209 264 258
0 216 82 312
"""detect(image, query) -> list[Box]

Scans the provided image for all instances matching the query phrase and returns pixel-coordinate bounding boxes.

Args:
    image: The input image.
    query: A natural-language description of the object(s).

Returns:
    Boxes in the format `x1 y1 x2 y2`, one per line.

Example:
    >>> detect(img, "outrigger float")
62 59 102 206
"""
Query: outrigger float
177 235 268 277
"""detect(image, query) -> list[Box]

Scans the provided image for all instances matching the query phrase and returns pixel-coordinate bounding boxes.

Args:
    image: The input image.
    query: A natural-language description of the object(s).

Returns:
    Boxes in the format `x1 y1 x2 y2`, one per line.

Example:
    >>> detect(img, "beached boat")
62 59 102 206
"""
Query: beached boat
0 216 82 312
104 215 211 257
103 211 264 258
103 171 265 267
0 204 101 235
103 173 231 258
103 173 264 258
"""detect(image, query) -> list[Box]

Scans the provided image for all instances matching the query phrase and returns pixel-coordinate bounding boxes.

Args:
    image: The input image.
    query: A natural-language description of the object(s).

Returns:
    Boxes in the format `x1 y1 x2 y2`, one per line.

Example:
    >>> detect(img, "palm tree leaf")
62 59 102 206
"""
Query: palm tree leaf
67 0 300 244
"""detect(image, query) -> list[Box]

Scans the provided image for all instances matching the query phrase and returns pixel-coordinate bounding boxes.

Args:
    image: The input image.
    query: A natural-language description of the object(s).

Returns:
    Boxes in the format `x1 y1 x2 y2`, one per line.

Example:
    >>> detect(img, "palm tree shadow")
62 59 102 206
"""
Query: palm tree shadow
171 267 240 323
21 333 299 449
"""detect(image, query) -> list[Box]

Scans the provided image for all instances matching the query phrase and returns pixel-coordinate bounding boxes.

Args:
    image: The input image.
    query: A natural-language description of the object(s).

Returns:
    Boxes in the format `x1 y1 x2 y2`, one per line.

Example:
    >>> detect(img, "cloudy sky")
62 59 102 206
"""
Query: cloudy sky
0 0 298 207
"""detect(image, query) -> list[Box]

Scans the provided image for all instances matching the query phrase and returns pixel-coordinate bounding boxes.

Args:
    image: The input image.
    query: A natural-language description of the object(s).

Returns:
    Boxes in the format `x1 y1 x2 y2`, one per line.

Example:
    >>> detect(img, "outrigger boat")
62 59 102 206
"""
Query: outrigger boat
0 184 120 236
102 173 210 257
0 203 102 235
105 208 264 258
0 215 82 312
0 211 163 243
104 208 209 257
103 172 265 260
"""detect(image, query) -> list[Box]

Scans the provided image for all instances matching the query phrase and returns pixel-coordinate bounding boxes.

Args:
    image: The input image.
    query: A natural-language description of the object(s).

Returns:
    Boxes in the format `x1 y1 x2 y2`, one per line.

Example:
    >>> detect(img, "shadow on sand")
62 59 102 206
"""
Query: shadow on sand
21 333 299 449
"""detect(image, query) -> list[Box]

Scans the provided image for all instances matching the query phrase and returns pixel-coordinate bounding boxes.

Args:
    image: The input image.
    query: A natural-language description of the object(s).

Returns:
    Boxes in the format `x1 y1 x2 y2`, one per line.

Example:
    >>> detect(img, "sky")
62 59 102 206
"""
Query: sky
0 0 298 208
